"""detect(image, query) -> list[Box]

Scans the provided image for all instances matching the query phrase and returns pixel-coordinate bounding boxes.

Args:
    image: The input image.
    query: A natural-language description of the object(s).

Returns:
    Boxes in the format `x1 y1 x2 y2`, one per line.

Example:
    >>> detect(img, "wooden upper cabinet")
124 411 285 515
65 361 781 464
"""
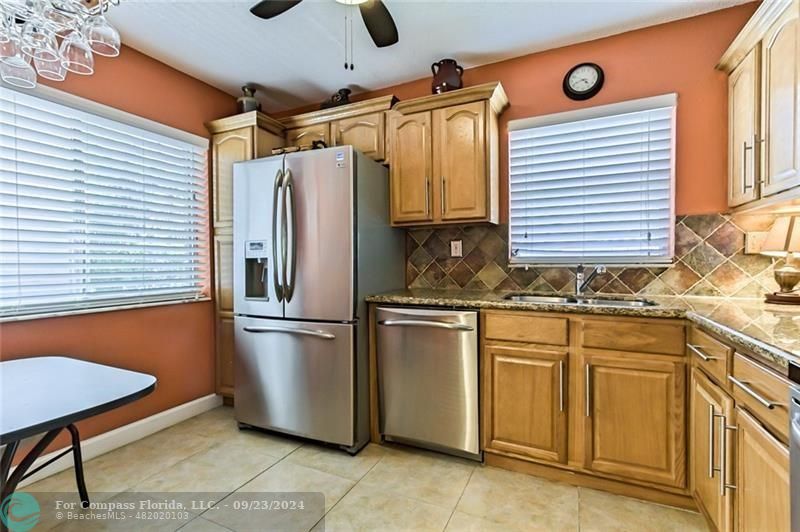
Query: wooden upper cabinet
690 368 734 532
719 0 800 210
484 345 568 464
211 126 253 229
761 6 800 196
331 111 386 160
735 407 790 532
280 95 395 161
728 46 760 207
582 353 686 488
434 102 487 221
388 82 508 226
389 111 433 224
286 123 330 148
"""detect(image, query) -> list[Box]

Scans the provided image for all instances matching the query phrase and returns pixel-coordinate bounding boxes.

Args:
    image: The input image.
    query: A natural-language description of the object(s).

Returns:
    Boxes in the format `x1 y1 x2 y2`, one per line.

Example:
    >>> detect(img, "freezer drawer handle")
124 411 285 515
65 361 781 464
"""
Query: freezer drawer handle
377 319 474 331
242 326 335 340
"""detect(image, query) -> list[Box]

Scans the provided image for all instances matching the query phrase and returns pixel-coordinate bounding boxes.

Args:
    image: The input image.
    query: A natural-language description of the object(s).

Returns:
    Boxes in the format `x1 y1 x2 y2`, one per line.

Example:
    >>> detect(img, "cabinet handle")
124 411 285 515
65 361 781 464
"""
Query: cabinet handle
708 404 715 479
728 376 779 409
687 344 718 362
742 140 754 191
585 363 591 417
424 177 431 216
559 360 565 412
440 176 446 215
716 414 738 496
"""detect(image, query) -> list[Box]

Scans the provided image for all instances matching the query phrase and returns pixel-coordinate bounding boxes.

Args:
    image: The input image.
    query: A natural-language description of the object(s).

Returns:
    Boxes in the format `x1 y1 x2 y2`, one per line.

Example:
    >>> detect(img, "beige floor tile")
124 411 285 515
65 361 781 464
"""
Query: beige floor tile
445 511 533 532
455 466 578 531
133 438 281 494
286 443 385 481
578 488 708 532
358 445 476 509
178 516 233 531
236 460 354 511
202 460 354 531
321 482 452 532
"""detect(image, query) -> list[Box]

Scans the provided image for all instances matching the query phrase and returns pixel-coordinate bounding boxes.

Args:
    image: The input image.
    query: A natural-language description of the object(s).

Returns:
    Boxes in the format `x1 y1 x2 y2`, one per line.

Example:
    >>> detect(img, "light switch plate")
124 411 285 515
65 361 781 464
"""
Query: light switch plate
744 231 769 254
450 240 463 258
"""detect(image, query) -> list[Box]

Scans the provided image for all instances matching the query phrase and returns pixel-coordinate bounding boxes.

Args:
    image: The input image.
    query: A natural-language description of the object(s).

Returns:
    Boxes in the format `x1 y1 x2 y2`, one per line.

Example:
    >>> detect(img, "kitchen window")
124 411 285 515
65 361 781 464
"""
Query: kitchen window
0 86 209 320
508 93 676 266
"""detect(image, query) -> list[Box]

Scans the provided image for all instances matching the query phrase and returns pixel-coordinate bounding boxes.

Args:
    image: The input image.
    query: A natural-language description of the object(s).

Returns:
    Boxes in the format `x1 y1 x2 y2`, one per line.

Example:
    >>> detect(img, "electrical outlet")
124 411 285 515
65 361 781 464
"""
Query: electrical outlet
450 240 463 258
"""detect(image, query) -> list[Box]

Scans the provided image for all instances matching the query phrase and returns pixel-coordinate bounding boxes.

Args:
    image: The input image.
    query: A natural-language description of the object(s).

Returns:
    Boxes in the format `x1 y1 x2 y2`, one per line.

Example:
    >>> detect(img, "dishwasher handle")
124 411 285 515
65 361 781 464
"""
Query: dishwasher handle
377 319 474 332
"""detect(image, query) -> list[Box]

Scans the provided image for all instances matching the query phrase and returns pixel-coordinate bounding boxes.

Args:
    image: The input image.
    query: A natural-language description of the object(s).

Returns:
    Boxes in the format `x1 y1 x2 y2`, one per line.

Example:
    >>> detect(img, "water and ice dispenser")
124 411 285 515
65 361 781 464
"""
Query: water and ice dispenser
244 240 269 299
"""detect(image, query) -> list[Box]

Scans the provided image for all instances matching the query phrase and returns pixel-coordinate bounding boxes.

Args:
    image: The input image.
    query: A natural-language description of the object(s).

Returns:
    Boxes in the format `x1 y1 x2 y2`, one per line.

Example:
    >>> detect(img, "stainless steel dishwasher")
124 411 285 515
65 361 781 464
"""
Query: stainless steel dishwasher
375 307 480 460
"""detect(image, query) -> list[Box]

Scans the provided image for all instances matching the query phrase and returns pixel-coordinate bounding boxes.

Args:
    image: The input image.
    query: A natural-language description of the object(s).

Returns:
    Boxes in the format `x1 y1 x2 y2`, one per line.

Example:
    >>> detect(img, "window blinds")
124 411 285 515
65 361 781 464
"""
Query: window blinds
508 94 676 266
0 87 208 318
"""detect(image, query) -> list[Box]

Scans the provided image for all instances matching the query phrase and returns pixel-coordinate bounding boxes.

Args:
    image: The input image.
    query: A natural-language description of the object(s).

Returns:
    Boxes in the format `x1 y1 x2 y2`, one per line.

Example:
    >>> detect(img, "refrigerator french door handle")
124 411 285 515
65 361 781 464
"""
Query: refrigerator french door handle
271 169 285 302
282 169 298 302
242 326 335 340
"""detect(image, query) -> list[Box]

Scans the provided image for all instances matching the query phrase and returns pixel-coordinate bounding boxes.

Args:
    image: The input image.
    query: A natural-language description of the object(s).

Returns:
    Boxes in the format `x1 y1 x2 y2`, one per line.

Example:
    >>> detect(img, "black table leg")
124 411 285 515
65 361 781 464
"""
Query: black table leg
65 425 89 509
0 441 19 496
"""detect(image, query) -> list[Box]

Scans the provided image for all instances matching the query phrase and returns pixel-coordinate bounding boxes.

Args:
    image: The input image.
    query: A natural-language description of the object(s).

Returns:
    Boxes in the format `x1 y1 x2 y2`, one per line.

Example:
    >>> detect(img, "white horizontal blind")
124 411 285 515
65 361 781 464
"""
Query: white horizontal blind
0 87 208 318
508 94 676 265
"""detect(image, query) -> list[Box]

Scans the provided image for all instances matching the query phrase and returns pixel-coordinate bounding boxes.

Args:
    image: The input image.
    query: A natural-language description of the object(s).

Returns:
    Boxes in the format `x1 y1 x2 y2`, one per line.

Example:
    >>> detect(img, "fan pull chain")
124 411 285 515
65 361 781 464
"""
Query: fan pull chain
343 11 348 70
349 6 354 70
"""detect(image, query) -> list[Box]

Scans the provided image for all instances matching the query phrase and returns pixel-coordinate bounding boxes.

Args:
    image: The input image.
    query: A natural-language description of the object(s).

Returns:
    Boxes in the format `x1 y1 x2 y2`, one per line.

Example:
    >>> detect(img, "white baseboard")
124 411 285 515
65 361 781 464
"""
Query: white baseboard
16 393 223 487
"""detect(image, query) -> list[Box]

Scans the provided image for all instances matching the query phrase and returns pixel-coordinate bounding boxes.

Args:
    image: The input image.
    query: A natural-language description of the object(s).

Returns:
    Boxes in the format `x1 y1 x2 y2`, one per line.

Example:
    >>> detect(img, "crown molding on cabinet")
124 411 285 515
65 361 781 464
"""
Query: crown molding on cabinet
717 0 797 73
206 110 285 136
279 95 398 129
393 82 509 116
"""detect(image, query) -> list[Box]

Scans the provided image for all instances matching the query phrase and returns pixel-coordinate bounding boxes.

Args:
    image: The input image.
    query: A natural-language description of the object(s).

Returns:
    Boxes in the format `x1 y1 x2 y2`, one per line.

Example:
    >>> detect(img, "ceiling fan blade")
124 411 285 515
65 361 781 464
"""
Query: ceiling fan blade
250 0 303 19
358 0 398 48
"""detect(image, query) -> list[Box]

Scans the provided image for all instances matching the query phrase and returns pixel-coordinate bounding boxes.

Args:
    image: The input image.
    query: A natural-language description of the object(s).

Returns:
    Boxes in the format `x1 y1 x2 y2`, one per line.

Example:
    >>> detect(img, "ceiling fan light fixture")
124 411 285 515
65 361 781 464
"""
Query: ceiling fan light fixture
335 0 368 5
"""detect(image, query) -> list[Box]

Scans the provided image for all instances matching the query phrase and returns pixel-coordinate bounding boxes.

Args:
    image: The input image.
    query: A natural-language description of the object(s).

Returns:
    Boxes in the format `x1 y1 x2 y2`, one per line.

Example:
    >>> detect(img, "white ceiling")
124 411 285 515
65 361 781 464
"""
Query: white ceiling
109 0 750 112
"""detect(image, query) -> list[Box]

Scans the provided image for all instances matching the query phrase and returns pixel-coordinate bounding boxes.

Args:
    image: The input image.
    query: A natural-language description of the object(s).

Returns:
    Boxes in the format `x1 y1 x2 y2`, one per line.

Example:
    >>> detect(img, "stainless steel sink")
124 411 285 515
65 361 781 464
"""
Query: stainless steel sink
504 294 658 308
503 295 578 304
574 297 658 308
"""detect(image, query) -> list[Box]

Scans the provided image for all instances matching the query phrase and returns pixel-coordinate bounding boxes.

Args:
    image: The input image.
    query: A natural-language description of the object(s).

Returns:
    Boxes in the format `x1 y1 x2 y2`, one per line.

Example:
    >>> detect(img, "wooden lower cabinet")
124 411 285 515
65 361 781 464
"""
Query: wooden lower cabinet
483 344 567 463
735 407 790 532
690 368 734 532
582 352 686 488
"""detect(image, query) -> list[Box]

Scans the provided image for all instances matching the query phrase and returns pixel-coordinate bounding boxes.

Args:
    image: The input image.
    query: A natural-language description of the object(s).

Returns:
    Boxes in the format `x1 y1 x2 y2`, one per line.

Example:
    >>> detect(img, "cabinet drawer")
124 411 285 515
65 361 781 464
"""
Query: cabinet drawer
581 319 685 355
484 312 568 346
730 353 789 442
687 326 731 385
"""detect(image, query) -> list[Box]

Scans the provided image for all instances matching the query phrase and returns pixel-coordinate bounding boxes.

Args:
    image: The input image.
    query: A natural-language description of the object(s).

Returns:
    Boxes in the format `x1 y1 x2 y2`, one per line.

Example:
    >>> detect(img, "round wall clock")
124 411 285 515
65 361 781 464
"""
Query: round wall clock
563 63 604 101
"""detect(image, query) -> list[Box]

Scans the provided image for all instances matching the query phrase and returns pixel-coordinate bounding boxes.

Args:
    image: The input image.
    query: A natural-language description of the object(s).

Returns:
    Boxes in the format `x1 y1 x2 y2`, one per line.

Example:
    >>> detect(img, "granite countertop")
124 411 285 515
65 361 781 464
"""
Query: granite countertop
366 289 800 373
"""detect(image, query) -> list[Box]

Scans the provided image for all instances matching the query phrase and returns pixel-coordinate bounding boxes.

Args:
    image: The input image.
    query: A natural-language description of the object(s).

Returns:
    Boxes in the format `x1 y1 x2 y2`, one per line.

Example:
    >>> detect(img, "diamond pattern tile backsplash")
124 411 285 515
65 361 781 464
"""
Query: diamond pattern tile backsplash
406 214 784 297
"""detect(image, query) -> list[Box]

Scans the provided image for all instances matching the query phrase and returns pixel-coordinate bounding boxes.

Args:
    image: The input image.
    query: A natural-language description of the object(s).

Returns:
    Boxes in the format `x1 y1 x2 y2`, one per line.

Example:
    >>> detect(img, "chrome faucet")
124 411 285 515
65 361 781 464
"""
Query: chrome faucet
575 264 607 296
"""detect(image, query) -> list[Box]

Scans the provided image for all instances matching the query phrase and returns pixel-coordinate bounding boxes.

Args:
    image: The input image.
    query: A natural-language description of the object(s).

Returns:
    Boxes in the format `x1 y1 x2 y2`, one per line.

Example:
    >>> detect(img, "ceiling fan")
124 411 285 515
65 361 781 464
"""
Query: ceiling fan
249 0 399 48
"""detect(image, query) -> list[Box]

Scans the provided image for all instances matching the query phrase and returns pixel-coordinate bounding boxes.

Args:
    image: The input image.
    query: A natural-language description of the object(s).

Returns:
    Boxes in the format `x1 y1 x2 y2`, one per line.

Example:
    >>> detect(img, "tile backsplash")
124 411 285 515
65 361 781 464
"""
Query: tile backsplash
406 214 782 297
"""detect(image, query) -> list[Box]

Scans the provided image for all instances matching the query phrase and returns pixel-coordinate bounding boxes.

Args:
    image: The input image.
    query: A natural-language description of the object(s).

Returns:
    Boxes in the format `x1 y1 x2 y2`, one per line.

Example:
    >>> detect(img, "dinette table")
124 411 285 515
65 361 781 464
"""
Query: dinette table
0 356 156 513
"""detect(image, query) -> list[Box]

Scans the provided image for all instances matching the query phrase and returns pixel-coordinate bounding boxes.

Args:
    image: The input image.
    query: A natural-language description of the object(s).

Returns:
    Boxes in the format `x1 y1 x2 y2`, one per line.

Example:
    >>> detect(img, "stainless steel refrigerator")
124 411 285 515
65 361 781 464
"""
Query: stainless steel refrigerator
232 146 403 453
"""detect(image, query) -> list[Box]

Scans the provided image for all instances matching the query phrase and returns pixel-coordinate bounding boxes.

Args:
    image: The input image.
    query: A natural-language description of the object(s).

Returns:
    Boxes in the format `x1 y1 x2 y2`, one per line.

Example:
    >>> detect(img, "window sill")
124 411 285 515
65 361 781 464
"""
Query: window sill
0 297 212 324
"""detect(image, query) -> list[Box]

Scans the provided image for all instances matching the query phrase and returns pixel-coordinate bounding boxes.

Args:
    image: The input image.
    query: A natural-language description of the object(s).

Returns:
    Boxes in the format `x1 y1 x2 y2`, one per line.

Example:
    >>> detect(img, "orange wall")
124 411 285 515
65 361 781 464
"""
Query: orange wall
282 3 757 218
0 45 236 450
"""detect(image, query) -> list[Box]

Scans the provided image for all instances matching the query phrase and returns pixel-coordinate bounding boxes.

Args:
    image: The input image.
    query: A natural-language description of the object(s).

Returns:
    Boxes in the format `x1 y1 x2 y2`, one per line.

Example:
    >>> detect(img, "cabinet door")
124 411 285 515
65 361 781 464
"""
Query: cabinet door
389 111 433 224
433 102 487 221
331 112 385 160
214 234 234 314
583 353 686 488
484 345 567 463
736 407 790 532
212 127 254 229
728 46 760 207
286 124 330 148
217 316 235 397
761 6 800 196
690 368 734 532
